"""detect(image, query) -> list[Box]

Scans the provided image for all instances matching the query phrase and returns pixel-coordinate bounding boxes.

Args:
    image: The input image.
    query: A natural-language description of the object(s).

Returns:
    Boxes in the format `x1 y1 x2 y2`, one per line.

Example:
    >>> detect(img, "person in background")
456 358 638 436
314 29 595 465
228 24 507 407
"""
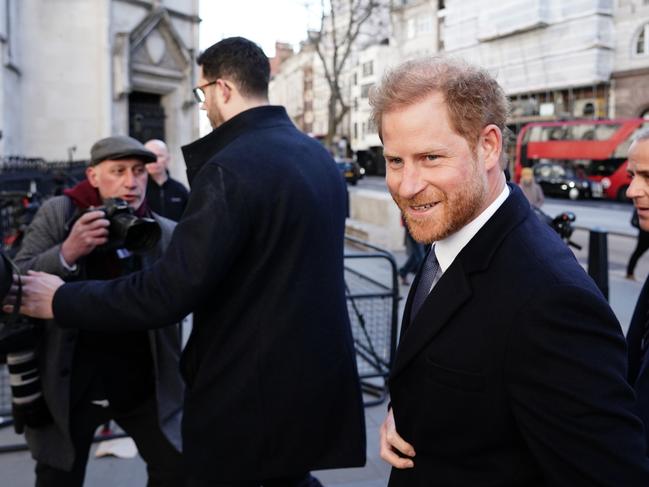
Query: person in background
144 139 189 222
13 135 184 487
518 166 544 208
398 216 424 285
627 206 649 280
625 129 649 448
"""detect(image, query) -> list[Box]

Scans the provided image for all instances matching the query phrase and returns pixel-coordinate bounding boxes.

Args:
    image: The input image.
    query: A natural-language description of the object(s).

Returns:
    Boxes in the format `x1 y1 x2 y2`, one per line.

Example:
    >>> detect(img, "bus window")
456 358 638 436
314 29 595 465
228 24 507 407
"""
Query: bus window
515 118 645 201
613 122 649 158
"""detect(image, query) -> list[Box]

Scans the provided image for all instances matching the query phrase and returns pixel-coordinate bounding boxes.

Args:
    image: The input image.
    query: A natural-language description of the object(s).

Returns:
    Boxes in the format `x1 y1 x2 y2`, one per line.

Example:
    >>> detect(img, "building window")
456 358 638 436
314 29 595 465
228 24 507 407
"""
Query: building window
362 61 373 77
417 15 433 35
354 123 358 139
407 18 416 39
360 83 373 99
635 23 649 56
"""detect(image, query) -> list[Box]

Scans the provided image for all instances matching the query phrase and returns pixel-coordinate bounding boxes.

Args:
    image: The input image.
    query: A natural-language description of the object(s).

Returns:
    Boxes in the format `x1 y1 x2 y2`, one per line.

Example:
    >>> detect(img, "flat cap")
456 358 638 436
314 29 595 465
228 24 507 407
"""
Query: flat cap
90 135 156 166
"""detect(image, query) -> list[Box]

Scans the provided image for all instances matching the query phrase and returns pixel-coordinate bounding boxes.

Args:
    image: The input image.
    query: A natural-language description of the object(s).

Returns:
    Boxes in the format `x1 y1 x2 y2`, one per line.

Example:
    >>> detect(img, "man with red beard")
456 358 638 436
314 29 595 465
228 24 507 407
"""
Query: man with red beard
372 58 649 486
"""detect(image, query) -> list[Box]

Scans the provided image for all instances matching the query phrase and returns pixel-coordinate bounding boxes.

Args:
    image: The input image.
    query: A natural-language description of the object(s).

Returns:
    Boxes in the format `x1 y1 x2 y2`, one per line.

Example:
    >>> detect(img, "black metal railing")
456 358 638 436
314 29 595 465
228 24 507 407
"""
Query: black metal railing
344 236 399 406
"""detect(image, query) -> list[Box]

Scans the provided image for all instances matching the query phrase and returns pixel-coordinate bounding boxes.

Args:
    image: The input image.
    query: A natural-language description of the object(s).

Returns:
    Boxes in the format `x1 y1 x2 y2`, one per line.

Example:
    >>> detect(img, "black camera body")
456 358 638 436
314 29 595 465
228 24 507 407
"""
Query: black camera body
83 197 161 252
0 252 51 433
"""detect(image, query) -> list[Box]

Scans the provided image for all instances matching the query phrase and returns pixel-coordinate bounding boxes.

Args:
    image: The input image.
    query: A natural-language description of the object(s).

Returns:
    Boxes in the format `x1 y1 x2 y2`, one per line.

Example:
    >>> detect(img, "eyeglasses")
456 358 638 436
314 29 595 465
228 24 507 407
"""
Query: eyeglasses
192 80 217 104
192 80 234 104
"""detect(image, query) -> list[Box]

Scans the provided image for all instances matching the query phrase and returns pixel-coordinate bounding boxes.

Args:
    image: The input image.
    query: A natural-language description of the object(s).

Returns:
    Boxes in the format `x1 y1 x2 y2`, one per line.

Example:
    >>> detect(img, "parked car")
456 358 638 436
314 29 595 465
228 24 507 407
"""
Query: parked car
335 158 365 185
533 162 594 200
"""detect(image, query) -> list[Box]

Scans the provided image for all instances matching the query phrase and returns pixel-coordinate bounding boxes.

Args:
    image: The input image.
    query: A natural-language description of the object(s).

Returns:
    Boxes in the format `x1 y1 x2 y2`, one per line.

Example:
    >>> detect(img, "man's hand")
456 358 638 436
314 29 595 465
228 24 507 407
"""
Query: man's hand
60 210 109 265
2 271 63 319
380 408 415 469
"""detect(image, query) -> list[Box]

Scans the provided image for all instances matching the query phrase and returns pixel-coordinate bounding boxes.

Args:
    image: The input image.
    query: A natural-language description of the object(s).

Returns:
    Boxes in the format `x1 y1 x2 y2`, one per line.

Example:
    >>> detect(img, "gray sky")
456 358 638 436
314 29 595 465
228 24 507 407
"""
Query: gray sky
199 0 322 56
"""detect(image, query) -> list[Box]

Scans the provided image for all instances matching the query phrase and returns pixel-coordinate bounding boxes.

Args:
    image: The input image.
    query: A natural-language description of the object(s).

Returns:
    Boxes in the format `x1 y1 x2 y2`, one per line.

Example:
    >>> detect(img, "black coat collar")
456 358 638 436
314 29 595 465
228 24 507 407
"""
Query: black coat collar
181 105 293 187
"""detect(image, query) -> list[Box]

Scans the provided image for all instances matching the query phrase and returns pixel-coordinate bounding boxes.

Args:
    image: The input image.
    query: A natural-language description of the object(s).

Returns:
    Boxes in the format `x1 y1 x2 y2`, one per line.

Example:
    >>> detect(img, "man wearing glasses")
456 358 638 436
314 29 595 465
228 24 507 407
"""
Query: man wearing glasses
15 37 366 486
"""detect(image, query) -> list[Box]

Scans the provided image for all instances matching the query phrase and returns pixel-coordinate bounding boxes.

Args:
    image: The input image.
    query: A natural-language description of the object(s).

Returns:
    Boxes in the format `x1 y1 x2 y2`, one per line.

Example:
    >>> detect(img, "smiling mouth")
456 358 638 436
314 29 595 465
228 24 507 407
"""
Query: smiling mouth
410 202 437 211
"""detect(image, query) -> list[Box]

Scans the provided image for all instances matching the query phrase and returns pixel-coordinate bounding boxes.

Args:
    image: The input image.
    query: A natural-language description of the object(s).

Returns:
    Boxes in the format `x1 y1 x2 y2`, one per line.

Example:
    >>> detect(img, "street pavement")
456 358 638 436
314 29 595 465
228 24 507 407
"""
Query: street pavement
1 216 648 486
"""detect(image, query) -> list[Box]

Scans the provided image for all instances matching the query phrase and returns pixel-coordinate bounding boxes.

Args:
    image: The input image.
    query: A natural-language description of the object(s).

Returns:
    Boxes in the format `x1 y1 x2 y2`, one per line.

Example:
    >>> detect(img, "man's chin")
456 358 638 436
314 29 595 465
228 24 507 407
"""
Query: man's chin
407 220 441 245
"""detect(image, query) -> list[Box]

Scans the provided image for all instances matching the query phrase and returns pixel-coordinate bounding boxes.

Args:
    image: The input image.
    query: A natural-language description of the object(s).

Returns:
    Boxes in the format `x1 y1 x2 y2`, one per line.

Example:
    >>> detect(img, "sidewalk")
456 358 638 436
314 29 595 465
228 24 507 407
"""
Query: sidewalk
0 241 647 486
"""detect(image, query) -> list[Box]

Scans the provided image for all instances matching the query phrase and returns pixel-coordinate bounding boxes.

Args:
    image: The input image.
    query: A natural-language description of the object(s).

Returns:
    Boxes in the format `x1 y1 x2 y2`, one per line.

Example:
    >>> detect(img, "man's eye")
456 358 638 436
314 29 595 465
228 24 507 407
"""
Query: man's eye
425 155 439 161
387 158 402 165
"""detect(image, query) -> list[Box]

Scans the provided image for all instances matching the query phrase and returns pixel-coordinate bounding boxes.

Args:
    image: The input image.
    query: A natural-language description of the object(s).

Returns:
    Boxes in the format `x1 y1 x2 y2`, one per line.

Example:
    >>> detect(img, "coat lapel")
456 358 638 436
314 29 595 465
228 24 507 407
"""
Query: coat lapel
391 262 472 378
390 184 531 381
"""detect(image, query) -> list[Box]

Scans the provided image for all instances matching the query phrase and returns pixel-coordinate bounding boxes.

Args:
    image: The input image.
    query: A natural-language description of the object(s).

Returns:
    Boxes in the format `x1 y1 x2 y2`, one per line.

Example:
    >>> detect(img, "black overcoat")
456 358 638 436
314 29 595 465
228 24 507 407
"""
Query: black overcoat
627 271 649 450
53 106 366 482
388 185 649 486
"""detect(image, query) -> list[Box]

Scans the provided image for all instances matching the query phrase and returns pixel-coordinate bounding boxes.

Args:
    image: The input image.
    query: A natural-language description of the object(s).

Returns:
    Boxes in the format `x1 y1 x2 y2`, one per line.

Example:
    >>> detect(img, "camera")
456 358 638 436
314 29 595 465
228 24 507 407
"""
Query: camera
0 252 51 434
79 197 161 252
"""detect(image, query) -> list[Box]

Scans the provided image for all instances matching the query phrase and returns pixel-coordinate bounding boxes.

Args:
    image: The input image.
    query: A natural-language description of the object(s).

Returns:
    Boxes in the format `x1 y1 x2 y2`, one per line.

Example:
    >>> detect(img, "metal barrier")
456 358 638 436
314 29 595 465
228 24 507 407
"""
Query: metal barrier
344 236 399 407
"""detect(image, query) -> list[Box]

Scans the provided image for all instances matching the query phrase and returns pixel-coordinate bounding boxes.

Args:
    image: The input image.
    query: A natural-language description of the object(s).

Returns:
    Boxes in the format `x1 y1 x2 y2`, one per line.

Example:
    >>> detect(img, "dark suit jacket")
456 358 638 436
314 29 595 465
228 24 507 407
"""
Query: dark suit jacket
627 276 649 449
389 185 649 486
52 106 366 482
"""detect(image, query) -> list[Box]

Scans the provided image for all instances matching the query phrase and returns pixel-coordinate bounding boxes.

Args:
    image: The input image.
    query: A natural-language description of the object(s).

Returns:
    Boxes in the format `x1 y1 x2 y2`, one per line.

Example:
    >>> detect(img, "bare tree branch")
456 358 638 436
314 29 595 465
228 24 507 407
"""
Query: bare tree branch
307 0 385 147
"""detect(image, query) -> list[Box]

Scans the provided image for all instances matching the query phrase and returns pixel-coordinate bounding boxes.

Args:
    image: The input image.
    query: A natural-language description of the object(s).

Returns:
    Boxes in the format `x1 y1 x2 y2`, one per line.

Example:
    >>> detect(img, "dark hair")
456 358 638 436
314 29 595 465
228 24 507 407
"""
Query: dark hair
197 37 270 99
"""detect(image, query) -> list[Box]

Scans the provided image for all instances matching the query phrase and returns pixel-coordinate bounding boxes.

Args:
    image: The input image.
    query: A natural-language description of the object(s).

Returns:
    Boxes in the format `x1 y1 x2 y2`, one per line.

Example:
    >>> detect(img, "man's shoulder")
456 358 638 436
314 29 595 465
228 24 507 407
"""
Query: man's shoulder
166 177 189 194
36 194 74 218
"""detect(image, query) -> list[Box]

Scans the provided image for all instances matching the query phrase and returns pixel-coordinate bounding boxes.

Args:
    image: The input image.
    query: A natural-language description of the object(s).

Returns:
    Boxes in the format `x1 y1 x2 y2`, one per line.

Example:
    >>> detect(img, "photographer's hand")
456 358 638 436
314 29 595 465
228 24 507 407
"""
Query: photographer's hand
2 271 62 319
60 210 109 265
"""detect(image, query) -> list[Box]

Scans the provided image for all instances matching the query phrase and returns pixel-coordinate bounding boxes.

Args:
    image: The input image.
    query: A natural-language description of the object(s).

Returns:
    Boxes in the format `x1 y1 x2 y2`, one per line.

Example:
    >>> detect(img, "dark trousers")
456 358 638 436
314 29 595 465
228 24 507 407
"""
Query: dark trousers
187 473 323 487
35 397 183 487
399 231 425 278
628 229 649 276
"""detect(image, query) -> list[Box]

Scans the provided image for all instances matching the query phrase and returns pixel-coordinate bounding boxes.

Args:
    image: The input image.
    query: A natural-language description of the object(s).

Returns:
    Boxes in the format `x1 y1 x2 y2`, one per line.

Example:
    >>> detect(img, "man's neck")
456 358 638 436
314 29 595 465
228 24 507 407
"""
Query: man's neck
151 171 168 186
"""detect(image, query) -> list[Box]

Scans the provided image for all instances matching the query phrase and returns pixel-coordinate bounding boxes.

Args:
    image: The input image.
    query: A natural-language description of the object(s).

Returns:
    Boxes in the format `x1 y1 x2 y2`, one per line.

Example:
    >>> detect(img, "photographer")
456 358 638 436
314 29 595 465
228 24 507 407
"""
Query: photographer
13 136 184 487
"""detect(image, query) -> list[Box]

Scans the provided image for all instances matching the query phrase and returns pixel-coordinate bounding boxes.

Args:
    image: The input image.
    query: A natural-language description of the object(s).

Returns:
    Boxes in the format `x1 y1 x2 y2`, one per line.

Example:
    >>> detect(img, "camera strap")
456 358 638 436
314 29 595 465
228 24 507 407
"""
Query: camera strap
1 252 22 326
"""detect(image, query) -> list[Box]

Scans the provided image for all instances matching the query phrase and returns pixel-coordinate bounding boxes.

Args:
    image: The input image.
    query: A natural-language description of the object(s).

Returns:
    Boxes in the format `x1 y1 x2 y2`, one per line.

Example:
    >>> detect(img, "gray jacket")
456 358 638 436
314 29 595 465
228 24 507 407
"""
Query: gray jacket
13 195 184 470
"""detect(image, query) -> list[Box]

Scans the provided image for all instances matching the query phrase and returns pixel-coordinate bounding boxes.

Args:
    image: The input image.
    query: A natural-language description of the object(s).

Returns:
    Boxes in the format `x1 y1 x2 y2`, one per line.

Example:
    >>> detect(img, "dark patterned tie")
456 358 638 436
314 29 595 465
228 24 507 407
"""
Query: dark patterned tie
410 246 439 323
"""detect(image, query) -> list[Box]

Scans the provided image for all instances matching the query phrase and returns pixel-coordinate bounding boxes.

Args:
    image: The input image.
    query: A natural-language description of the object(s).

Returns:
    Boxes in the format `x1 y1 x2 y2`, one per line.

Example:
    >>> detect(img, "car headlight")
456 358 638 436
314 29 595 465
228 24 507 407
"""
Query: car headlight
568 181 575 188
601 177 611 189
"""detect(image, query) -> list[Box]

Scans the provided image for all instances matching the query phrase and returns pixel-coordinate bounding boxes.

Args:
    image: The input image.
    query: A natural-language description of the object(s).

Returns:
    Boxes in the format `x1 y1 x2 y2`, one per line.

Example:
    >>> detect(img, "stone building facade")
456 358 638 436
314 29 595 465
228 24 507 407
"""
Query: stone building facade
0 0 199 182
612 0 649 118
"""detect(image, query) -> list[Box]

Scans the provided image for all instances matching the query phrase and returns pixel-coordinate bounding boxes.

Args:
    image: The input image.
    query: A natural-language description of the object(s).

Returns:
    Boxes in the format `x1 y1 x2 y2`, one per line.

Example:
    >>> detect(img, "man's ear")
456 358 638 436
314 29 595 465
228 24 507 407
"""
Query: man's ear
478 124 502 171
217 79 232 104
86 166 100 188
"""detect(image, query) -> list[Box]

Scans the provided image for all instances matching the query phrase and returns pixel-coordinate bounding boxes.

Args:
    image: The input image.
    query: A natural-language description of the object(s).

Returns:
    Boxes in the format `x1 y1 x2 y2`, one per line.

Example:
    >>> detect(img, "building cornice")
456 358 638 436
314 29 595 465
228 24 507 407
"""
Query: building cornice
114 0 200 23
611 66 649 79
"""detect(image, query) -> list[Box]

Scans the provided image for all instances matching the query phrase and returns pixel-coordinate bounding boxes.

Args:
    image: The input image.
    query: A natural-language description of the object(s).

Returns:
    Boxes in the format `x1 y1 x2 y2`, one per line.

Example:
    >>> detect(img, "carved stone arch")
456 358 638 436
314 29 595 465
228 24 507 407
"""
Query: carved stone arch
129 7 192 94
113 7 192 98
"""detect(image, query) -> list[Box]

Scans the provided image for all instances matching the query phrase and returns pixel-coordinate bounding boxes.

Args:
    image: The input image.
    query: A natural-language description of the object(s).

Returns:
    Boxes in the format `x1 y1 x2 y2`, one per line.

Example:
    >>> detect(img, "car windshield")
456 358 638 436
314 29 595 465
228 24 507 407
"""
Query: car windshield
535 163 579 179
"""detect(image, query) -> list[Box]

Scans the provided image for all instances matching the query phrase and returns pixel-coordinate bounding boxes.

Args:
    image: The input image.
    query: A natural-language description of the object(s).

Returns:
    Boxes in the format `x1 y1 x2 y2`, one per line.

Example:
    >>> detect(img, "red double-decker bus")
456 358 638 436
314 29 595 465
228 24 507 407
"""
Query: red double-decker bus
514 118 649 201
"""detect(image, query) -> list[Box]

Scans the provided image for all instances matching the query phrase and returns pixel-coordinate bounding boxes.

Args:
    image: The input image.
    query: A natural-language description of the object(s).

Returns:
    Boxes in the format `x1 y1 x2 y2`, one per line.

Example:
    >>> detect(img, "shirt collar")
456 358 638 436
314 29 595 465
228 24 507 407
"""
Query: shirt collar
435 184 510 273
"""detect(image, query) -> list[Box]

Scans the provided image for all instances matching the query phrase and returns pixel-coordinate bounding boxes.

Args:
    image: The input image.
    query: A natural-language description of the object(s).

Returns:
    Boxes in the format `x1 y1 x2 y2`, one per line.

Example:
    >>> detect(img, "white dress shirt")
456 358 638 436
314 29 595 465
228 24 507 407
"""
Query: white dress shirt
431 185 510 289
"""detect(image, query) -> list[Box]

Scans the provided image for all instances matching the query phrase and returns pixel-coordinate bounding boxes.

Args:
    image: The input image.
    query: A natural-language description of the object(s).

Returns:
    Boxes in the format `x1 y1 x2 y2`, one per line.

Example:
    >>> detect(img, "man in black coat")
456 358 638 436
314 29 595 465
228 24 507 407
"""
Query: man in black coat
625 128 649 449
144 139 189 222
372 57 649 485
13 37 366 486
